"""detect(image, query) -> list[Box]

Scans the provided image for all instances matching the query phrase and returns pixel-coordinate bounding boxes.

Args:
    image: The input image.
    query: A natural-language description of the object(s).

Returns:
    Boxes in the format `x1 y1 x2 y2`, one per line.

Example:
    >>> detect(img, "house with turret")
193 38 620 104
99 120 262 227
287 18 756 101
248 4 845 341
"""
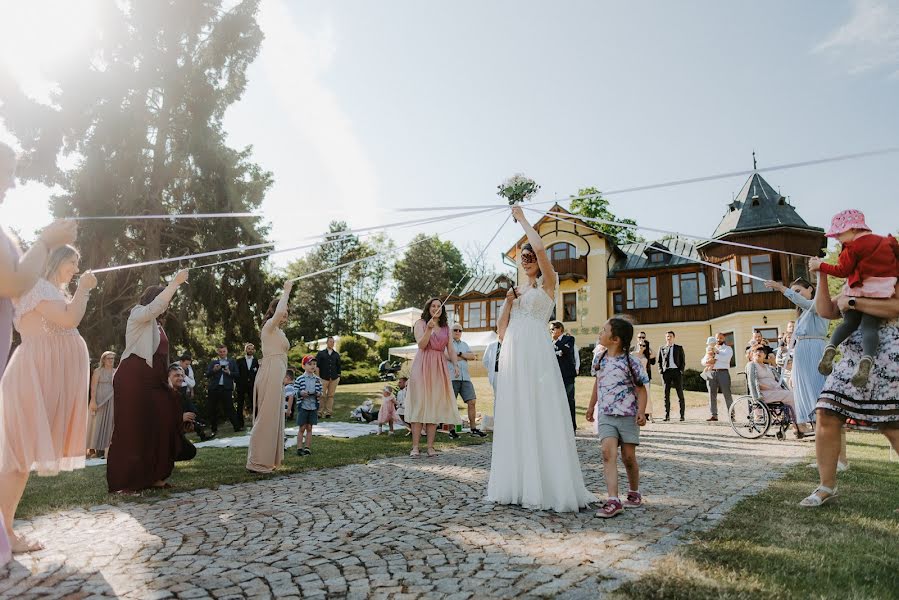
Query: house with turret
444 170 825 375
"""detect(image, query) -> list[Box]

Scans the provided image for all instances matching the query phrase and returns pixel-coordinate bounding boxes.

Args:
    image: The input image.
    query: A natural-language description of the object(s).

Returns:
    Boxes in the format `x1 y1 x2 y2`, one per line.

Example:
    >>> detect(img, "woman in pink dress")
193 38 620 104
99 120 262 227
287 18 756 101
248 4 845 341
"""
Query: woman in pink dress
0 245 95 554
405 298 461 458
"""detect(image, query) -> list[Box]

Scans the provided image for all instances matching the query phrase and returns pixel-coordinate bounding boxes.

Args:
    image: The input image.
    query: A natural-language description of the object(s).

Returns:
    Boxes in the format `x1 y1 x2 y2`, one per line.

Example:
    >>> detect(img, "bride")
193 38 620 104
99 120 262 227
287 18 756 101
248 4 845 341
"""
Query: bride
487 206 596 512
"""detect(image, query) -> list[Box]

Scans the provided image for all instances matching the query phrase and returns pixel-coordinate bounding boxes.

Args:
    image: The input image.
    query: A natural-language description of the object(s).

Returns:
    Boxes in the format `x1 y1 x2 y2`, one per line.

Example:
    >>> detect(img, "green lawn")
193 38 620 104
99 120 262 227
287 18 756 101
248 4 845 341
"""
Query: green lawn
613 431 899 600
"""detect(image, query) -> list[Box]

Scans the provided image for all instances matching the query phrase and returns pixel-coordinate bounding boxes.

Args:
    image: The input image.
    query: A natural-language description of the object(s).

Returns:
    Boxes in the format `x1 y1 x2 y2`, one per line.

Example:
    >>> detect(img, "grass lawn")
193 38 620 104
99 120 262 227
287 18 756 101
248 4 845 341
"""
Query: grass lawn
613 431 899 600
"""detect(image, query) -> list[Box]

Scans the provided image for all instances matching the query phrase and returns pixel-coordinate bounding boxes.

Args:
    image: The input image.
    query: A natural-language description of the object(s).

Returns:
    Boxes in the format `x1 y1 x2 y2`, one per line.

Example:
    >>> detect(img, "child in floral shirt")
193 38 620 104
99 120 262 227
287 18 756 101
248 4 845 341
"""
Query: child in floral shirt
586 317 649 518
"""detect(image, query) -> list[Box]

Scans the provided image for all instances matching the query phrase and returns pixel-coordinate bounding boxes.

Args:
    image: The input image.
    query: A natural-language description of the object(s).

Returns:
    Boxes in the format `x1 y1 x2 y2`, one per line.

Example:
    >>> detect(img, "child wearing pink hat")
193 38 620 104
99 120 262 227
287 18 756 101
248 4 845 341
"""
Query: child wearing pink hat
810 209 899 388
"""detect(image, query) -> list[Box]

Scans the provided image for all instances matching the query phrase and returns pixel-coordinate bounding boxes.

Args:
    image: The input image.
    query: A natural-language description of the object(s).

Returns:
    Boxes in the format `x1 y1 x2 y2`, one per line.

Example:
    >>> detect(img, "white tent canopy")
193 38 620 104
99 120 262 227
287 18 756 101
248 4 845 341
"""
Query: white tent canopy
389 330 498 361
378 307 421 328
306 332 380 351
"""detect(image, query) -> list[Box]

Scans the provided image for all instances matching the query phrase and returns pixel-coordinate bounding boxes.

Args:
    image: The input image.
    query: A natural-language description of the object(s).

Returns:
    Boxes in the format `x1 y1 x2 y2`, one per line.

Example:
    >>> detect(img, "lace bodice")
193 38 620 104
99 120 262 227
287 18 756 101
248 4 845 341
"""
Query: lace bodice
511 287 555 324
13 278 78 337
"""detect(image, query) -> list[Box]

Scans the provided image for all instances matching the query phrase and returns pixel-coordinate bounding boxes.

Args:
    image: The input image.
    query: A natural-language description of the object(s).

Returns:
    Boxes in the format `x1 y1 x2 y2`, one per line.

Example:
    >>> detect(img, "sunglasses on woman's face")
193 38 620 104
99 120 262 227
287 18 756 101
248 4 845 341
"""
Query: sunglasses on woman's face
521 252 537 264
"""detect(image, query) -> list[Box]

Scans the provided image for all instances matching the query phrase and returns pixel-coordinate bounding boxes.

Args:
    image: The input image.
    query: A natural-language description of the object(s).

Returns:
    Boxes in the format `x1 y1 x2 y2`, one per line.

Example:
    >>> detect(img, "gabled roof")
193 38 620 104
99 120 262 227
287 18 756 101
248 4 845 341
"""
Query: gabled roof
448 273 514 299
709 172 822 239
505 203 611 259
609 237 701 274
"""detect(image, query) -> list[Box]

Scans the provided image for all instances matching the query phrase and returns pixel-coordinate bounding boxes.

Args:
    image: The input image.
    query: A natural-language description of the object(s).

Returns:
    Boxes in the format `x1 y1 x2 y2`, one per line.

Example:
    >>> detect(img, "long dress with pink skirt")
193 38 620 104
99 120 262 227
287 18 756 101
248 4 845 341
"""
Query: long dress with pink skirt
0 226 18 566
0 278 90 476
404 321 461 425
377 396 402 425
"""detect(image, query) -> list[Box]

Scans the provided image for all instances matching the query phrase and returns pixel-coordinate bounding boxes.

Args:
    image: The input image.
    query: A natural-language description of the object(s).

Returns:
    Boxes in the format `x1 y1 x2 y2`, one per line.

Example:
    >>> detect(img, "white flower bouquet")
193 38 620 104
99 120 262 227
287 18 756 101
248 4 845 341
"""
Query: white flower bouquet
497 173 540 206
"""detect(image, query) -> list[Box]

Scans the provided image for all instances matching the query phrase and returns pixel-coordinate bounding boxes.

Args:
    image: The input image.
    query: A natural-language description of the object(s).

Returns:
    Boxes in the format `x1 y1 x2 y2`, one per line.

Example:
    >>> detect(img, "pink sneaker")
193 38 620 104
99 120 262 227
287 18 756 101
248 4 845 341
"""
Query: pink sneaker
595 498 624 518
623 491 643 508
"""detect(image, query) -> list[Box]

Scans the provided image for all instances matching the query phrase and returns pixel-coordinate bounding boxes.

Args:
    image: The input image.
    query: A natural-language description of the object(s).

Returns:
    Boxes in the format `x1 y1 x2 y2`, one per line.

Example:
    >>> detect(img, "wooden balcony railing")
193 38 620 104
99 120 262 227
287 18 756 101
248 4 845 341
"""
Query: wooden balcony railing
552 256 588 282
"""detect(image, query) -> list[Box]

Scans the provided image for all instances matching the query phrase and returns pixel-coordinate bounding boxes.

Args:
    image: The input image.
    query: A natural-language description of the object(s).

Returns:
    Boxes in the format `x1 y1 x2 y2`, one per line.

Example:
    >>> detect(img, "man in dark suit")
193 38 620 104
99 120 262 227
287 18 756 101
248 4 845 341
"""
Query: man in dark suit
205 343 242 433
235 342 260 428
658 331 687 422
551 321 578 431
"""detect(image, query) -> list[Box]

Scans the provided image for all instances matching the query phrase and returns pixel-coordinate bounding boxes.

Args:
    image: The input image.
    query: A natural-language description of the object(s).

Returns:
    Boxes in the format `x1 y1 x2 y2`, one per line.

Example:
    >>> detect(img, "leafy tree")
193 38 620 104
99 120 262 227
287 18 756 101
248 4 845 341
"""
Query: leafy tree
285 224 395 341
0 0 276 357
569 187 643 245
392 234 467 309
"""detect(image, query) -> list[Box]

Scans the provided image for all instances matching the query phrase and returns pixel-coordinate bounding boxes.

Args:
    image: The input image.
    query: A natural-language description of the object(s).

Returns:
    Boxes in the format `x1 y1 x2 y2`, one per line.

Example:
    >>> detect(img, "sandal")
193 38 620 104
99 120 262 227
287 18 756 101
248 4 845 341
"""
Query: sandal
799 485 837 507
427 449 439 458
409 449 420 458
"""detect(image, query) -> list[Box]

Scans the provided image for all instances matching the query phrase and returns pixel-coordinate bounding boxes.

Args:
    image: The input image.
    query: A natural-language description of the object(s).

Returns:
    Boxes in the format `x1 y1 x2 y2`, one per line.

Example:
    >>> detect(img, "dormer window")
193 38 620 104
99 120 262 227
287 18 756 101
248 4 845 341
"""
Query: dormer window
649 253 665 264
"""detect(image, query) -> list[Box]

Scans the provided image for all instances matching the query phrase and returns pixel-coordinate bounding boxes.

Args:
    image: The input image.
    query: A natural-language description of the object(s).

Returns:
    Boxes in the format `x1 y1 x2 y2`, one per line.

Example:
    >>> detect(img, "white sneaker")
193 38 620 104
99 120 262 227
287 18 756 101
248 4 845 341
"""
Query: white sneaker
807 461 849 472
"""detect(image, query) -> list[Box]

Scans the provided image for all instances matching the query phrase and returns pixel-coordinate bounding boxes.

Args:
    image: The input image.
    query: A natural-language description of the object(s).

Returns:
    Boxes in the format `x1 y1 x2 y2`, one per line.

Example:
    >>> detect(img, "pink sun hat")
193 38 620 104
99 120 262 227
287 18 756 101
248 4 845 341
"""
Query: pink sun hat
825 209 871 238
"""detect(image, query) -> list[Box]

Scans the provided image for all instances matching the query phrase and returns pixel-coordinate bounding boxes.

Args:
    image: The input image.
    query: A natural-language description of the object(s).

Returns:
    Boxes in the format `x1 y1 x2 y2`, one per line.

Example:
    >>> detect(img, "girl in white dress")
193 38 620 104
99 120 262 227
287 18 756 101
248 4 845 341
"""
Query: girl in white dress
487 206 596 512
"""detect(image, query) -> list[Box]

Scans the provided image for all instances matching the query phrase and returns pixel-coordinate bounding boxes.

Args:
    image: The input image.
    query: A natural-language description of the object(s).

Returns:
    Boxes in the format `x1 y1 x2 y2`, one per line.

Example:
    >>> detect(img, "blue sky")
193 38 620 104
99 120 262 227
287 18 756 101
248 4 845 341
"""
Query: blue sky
2 0 898 274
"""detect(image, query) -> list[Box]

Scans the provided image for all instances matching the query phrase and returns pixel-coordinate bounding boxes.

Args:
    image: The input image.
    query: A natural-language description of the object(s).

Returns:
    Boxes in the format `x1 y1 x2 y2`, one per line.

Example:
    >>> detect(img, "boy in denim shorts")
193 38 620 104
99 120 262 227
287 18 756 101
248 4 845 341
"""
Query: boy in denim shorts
586 318 649 518
294 356 322 456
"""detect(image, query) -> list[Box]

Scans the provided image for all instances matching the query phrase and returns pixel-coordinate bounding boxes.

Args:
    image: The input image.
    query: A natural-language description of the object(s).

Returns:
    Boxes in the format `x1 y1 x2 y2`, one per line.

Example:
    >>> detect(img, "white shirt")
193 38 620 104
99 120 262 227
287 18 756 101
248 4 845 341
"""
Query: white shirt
708 344 732 370
245 356 254 370
181 365 195 390
665 345 676 370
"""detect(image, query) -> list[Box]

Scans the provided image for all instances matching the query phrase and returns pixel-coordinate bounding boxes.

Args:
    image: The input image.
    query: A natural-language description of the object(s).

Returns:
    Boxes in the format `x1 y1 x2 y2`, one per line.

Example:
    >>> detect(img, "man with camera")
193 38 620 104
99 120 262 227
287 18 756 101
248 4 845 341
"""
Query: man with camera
205 343 242 434
702 332 734 422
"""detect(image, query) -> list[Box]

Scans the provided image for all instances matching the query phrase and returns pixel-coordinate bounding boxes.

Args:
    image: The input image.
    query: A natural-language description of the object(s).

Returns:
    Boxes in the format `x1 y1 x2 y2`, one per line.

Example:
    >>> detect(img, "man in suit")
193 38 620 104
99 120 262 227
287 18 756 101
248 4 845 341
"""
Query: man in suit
205 343 242 433
551 321 578 431
315 336 341 419
659 331 687 422
235 342 260 428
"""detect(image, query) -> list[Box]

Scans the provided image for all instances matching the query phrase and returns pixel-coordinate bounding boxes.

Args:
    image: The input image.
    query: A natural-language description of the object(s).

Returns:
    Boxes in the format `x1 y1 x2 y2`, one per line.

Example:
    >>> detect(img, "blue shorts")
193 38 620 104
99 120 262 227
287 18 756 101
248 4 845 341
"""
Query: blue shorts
296 409 318 427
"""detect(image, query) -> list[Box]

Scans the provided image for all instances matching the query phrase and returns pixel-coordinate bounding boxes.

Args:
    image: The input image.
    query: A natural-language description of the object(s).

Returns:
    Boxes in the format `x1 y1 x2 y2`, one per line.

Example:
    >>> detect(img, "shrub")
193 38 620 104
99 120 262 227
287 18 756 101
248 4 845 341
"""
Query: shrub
376 331 408 361
340 366 379 385
578 344 596 376
338 335 370 363
682 368 707 392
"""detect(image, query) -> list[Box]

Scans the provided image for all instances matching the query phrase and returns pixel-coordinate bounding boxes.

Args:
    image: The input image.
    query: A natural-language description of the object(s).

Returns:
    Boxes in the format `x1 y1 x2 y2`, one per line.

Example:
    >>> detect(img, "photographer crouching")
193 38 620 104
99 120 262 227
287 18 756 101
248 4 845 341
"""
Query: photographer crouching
168 365 208 463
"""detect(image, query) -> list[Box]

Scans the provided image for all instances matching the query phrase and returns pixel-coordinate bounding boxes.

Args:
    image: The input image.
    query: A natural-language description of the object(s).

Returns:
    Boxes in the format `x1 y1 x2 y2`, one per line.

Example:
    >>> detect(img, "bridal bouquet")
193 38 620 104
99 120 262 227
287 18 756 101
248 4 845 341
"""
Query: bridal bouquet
497 174 540 206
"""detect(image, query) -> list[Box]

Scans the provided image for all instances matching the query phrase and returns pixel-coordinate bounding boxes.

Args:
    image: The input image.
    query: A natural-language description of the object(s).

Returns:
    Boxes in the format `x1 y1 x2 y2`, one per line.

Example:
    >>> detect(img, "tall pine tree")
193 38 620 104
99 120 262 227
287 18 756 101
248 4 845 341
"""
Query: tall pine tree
0 0 276 357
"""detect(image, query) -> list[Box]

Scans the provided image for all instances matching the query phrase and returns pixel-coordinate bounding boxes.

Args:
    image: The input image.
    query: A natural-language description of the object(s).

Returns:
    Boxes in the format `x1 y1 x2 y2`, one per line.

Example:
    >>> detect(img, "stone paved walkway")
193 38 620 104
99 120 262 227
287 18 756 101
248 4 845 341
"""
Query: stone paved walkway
1 421 808 599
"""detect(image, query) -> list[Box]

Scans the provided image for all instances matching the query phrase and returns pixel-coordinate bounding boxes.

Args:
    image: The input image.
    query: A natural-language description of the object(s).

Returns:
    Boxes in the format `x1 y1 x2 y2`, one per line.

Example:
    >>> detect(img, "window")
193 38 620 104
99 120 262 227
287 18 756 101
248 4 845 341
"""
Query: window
562 292 577 322
790 256 809 282
714 258 738 300
550 242 576 261
446 303 456 326
612 291 623 314
462 301 485 328
488 299 503 327
626 276 658 309
740 255 773 294
756 327 779 344
672 272 708 306
649 252 665 264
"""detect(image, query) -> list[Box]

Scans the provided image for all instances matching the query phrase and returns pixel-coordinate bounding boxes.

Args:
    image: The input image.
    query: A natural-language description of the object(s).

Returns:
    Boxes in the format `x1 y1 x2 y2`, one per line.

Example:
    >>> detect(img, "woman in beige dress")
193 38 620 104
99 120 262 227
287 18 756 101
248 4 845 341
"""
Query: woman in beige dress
246 281 293 473
87 351 117 459
0 245 96 553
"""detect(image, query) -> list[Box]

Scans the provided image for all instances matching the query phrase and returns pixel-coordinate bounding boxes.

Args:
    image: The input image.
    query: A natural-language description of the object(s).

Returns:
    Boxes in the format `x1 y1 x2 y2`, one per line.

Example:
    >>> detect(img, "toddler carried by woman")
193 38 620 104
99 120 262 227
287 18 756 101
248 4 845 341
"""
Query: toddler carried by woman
811 210 899 388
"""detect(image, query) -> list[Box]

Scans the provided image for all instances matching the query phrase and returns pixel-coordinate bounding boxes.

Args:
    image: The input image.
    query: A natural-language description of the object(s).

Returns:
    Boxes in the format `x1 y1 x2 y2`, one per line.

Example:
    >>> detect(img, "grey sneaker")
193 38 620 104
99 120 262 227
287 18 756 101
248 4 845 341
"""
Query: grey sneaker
818 345 837 376
850 356 874 389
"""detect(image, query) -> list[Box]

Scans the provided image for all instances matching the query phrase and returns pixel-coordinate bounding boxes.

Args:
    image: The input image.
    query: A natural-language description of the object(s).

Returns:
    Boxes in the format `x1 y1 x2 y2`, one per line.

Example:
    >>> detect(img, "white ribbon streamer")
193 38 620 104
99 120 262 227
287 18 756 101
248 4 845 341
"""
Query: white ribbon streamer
395 146 899 212
287 208 508 283
90 206 499 274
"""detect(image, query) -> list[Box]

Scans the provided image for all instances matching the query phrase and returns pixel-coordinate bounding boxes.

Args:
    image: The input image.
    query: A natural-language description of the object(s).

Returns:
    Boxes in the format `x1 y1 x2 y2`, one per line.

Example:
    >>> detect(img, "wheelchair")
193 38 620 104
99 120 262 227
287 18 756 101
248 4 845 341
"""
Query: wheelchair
728 372 796 441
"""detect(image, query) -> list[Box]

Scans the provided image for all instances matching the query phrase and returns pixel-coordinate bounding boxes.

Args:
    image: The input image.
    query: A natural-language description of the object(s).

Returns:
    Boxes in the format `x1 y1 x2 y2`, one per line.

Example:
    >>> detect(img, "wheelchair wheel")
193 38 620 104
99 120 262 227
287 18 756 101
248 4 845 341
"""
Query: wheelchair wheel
729 396 771 439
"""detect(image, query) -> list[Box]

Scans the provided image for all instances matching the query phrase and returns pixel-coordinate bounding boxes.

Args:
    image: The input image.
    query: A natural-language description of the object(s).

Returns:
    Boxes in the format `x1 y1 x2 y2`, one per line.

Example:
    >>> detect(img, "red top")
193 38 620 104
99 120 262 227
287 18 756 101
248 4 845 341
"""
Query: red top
819 233 899 288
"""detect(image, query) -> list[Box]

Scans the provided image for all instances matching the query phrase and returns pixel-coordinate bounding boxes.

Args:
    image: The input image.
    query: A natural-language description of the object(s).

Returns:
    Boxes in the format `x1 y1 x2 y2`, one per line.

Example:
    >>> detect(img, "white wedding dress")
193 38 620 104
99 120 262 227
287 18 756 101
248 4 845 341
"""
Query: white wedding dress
487 286 596 512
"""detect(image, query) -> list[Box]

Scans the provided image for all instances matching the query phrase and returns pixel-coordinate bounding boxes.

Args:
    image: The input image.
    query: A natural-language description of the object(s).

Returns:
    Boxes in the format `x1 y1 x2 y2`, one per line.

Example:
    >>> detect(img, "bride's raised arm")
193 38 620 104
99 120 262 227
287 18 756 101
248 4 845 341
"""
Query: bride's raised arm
511 206 556 295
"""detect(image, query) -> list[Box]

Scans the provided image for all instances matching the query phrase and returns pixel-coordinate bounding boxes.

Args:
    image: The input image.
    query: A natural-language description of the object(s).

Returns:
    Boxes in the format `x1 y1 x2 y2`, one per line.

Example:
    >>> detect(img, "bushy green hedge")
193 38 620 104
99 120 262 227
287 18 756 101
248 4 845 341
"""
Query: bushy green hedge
340 366 380 385
682 368 707 392
578 344 596 377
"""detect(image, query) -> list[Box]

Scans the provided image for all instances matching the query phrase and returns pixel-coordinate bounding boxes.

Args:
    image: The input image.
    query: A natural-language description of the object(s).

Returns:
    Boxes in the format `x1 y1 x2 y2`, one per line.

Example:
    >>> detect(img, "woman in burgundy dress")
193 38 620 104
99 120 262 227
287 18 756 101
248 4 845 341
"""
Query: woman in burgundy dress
107 270 189 493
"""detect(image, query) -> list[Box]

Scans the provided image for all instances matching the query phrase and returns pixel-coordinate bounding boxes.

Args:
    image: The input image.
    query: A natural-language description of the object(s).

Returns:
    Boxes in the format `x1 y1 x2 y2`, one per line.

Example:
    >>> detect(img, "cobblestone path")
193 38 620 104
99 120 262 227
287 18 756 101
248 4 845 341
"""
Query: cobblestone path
1 421 808 599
